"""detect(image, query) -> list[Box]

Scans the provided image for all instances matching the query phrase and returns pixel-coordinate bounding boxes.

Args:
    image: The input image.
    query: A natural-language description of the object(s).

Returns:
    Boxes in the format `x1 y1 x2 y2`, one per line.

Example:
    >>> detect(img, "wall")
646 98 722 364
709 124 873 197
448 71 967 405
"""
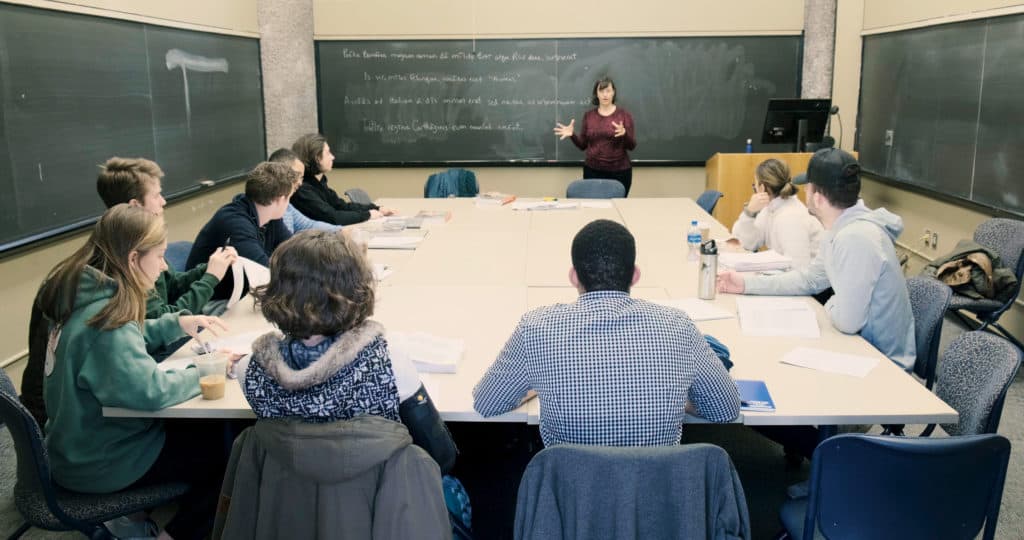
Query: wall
2 0 258 34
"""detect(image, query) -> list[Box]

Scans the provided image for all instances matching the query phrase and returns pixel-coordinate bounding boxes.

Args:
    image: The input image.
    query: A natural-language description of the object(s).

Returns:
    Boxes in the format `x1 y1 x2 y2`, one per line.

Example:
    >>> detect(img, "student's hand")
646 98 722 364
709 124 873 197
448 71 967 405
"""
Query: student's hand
205 247 238 281
747 184 770 214
378 207 396 216
369 209 384 219
612 121 626 137
179 315 228 341
716 270 746 294
553 119 575 140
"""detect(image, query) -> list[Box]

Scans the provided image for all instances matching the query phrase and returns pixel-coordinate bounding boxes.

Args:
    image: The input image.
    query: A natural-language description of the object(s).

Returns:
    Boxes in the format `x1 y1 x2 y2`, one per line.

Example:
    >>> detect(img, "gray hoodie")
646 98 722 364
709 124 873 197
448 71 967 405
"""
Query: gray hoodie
744 200 916 370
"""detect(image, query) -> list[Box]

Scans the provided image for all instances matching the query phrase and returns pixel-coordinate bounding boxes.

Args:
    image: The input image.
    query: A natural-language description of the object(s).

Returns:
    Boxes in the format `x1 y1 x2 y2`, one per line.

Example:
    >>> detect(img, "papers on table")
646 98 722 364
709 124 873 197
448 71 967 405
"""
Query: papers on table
367 234 423 250
475 192 516 206
510 200 579 211
227 257 270 309
719 250 793 272
652 298 735 321
736 297 820 338
387 331 465 373
189 329 271 357
780 346 881 378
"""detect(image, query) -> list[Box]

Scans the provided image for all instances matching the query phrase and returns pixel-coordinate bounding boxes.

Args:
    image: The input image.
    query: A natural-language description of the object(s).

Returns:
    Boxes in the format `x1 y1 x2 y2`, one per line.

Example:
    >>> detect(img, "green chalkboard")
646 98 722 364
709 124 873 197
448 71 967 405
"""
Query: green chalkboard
0 3 265 253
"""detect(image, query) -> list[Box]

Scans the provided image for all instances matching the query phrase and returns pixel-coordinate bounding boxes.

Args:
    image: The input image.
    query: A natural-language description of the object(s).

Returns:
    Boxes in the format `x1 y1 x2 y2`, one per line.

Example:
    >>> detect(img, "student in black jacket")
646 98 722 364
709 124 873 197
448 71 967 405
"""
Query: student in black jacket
290 133 395 225
186 161 294 298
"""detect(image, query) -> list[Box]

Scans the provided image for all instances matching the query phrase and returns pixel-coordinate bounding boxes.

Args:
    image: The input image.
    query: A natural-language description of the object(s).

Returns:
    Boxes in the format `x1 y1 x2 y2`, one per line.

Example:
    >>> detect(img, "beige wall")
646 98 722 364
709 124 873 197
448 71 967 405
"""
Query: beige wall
313 0 804 38
2 0 258 34
862 0 1024 32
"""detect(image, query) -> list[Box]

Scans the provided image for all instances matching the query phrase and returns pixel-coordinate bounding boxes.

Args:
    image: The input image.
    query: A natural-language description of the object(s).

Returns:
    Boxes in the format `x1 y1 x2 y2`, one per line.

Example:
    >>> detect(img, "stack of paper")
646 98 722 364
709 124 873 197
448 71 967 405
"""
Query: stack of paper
780 347 880 378
510 200 579 211
735 297 820 338
652 298 735 321
387 331 464 373
719 250 793 272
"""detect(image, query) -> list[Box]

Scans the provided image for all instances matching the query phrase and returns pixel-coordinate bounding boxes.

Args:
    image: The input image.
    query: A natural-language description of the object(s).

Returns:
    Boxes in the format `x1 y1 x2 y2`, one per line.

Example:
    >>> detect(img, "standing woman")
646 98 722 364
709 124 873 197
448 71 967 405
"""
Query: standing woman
554 77 637 195
38 204 228 540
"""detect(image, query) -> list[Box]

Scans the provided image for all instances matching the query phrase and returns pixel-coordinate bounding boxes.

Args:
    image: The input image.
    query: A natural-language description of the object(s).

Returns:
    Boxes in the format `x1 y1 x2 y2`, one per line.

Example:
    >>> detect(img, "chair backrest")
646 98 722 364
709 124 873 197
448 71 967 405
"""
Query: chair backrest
0 369 59 511
165 241 192 273
906 276 952 388
424 168 479 198
344 188 373 205
973 218 1024 277
565 178 625 199
514 443 750 540
934 330 1022 436
803 433 1010 540
696 189 724 214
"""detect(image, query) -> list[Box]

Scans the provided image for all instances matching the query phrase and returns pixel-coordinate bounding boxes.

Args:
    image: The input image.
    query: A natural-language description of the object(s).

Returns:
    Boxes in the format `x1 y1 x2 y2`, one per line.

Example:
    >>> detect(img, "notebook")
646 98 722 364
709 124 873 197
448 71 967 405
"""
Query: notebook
736 380 776 412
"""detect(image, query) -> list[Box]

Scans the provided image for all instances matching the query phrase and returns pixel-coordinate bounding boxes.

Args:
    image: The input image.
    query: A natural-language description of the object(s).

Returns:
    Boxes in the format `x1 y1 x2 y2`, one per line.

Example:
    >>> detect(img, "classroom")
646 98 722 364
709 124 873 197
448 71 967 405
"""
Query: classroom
1 1 1022 538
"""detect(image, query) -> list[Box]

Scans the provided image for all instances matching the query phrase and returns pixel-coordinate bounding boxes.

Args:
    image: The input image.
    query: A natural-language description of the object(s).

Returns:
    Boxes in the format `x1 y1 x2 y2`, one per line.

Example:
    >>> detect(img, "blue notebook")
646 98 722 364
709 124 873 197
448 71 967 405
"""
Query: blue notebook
736 380 776 412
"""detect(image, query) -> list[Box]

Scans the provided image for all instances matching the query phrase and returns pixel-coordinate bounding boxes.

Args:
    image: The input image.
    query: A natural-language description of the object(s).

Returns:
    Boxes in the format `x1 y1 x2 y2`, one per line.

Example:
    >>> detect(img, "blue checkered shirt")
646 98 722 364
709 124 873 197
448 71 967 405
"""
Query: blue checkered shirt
473 291 741 447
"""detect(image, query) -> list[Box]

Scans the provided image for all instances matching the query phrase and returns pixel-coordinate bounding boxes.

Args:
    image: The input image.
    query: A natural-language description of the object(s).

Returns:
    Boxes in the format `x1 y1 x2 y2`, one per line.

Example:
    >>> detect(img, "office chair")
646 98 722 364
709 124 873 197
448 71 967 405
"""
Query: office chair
164 241 193 273
344 188 373 205
565 179 625 199
780 433 1011 540
696 190 724 215
907 276 952 389
0 370 189 539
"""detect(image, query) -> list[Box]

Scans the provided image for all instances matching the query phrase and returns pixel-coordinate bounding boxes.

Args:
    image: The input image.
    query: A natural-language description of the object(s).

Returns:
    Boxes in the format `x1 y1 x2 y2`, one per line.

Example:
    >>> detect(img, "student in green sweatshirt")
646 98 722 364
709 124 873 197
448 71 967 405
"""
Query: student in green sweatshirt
38 204 229 540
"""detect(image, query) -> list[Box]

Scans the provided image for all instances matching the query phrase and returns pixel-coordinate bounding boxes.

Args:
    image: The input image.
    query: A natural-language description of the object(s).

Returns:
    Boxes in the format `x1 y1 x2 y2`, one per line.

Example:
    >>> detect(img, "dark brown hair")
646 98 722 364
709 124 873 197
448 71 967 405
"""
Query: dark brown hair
245 161 295 205
755 158 797 199
96 157 164 208
291 133 328 176
591 77 617 106
254 230 375 339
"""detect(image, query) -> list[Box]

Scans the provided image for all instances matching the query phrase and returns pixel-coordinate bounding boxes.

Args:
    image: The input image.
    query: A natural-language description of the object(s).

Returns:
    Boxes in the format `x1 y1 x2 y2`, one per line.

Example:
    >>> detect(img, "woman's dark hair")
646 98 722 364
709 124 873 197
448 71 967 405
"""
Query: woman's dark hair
291 133 328 177
254 230 375 339
591 77 617 106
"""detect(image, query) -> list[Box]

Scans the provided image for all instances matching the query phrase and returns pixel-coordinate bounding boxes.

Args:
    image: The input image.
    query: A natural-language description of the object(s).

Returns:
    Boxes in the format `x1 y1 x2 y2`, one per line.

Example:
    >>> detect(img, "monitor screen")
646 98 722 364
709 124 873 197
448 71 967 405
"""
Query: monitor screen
760 98 831 150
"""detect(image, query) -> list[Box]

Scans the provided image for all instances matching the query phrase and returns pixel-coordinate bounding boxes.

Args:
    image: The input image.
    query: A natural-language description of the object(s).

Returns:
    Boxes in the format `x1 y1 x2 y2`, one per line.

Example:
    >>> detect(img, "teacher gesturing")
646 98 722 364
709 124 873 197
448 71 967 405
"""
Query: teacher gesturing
554 77 637 196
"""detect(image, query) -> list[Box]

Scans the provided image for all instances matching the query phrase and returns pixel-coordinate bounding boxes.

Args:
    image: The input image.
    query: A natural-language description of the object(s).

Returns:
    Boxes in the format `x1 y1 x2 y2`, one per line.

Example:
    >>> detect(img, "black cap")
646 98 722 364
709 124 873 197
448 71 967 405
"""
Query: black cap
792 148 861 188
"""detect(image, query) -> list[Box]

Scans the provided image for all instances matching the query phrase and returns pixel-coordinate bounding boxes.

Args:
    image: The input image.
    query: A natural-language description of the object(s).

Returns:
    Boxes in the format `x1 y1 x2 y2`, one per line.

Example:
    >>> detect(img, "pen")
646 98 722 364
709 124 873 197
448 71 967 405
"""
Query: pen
224 237 232 248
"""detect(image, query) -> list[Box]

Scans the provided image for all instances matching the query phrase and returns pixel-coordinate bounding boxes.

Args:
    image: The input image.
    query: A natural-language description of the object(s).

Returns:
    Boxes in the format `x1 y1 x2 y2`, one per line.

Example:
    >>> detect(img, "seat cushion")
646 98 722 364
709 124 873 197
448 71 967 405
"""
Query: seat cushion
949 294 1003 313
14 481 189 531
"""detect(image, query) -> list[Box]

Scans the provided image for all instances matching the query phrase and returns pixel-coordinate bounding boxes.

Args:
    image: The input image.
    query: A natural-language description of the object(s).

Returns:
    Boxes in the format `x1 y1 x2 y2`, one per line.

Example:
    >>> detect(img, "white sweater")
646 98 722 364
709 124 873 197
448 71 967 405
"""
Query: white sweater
731 196 823 268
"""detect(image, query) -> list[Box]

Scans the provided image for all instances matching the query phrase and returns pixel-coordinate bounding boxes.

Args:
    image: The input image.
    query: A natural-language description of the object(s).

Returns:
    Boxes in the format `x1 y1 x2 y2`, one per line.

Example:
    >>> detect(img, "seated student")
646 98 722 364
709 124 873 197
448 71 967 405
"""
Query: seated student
731 158 823 268
266 148 342 234
473 219 741 447
186 161 294 298
38 204 229 540
290 133 395 225
718 148 915 371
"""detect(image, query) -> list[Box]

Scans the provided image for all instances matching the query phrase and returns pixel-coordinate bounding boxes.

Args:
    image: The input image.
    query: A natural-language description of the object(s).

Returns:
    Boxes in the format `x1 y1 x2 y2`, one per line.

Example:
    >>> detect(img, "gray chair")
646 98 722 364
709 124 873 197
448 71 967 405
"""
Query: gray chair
164 240 192 273
949 218 1024 349
907 276 952 389
780 433 1011 540
0 370 189 539
345 187 374 205
565 179 625 199
921 330 1022 437
514 443 750 540
696 189 724 215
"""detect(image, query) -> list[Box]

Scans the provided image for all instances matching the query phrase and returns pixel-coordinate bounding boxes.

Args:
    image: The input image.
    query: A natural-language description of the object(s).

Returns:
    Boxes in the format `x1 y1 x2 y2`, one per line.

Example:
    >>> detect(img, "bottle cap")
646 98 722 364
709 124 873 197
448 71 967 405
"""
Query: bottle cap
700 239 718 255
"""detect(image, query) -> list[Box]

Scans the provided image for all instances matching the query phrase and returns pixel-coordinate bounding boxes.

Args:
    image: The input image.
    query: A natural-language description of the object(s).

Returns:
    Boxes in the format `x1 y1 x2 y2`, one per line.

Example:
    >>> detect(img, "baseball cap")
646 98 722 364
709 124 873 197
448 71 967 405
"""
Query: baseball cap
792 148 861 188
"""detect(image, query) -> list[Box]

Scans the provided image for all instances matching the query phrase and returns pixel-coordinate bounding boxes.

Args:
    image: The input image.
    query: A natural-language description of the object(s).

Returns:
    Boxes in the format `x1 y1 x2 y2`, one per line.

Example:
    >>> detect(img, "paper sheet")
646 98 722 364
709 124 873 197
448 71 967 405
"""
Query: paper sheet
510 201 579 211
227 257 270 309
780 346 880 378
736 297 820 338
652 298 735 321
719 250 793 272
387 331 464 373
367 235 423 250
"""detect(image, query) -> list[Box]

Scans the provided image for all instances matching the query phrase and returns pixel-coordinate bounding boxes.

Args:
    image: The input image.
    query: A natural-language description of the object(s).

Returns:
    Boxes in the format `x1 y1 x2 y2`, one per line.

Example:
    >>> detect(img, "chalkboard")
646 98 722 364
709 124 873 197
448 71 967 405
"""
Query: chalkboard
858 13 1024 217
0 3 265 253
316 37 802 164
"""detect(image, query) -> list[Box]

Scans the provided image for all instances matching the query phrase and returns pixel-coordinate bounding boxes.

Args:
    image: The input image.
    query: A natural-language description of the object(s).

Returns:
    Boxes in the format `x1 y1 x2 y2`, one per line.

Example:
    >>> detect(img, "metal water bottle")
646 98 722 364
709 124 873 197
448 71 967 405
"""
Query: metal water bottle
698 239 718 300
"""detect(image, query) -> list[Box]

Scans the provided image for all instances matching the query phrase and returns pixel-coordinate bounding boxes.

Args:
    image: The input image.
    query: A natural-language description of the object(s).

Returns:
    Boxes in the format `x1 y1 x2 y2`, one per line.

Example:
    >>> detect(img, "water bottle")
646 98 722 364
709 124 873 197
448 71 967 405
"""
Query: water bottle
698 240 718 300
745 138 753 153
687 220 701 262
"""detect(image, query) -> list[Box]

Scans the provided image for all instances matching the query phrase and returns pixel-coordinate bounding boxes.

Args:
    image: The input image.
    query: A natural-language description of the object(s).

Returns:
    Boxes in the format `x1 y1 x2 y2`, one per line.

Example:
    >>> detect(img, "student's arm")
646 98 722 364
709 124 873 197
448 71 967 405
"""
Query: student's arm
140 311 188 349
742 247 830 296
686 326 741 422
473 320 532 417
824 233 882 334
570 113 589 151
287 204 342 233
291 186 372 225
81 318 200 411
730 210 765 252
146 266 219 318
228 221 272 266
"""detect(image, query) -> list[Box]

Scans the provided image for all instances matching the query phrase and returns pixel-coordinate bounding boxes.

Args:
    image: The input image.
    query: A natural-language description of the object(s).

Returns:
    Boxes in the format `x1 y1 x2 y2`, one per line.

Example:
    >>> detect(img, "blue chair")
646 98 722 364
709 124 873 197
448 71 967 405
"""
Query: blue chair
907 276 952 389
424 168 479 198
780 433 1011 540
696 189 724 215
165 241 192 272
565 178 625 199
0 370 189 539
345 188 373 205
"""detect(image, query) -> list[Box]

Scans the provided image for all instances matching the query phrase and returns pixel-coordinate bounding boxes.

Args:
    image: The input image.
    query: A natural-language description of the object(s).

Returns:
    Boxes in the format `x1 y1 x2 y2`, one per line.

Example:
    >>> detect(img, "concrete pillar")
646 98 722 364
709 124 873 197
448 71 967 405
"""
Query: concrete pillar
801 0 837 98
258 0 318 153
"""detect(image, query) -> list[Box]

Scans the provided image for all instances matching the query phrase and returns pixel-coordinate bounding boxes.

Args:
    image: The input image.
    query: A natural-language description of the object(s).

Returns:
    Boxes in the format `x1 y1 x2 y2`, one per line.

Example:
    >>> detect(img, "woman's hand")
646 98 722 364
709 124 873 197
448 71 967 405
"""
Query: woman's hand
612 120 626 137
179 315 228 341
746 183 770 215
553 119 575 140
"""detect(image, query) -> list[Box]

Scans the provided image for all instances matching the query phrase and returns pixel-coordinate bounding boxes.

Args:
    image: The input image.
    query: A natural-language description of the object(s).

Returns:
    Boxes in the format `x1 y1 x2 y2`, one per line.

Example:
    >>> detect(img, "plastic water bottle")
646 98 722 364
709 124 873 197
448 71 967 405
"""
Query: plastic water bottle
745 138 753 153
687 220 701 262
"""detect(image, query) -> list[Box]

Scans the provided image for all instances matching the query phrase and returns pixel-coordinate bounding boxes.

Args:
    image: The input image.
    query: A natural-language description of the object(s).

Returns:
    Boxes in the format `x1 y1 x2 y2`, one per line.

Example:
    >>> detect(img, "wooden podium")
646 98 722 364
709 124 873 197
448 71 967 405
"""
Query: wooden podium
705 152 813 230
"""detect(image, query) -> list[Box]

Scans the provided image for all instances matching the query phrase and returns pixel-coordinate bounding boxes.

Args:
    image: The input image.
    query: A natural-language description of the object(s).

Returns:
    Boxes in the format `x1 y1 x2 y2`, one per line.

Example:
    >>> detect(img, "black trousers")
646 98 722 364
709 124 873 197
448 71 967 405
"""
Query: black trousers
583 165 633 197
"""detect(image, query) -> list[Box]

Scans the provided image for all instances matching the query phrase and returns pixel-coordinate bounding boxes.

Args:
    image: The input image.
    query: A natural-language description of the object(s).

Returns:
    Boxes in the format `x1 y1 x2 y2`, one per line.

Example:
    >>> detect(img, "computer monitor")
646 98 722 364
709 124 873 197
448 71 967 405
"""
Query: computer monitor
760 98 831 152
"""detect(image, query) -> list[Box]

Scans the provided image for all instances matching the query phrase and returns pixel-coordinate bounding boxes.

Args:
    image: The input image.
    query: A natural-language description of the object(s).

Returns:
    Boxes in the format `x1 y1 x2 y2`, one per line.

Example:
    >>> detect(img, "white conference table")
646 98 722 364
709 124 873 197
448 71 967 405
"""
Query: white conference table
106 197 957 430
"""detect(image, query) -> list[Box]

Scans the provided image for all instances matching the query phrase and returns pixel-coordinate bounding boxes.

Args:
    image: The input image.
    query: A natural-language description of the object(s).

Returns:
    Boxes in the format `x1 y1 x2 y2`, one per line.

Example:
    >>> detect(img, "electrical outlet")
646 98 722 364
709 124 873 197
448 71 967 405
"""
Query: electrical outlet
923 229 932 248
930 231 939 250
884 129 894 147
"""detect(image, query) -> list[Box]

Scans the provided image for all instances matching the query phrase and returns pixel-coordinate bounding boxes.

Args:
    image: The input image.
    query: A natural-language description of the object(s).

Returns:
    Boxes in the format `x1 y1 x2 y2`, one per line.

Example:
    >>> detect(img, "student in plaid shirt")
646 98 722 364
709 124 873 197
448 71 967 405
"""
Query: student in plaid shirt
473 219 740 446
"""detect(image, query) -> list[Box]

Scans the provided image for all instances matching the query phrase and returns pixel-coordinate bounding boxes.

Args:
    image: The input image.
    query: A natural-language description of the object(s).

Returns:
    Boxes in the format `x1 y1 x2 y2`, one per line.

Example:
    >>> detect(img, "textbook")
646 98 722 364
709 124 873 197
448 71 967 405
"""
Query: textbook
736 379 776 412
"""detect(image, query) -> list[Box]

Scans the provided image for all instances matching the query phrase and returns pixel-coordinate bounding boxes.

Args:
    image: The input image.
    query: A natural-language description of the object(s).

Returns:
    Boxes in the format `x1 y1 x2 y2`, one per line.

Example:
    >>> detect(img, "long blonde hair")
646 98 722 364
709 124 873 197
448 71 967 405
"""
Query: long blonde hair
39 204 167 330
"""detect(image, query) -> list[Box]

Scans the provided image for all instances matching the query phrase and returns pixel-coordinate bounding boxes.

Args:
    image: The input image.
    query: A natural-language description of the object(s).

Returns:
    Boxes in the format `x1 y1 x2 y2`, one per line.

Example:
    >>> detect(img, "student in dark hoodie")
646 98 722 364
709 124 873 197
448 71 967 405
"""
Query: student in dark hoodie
290 133 396 225
38 204 229 540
